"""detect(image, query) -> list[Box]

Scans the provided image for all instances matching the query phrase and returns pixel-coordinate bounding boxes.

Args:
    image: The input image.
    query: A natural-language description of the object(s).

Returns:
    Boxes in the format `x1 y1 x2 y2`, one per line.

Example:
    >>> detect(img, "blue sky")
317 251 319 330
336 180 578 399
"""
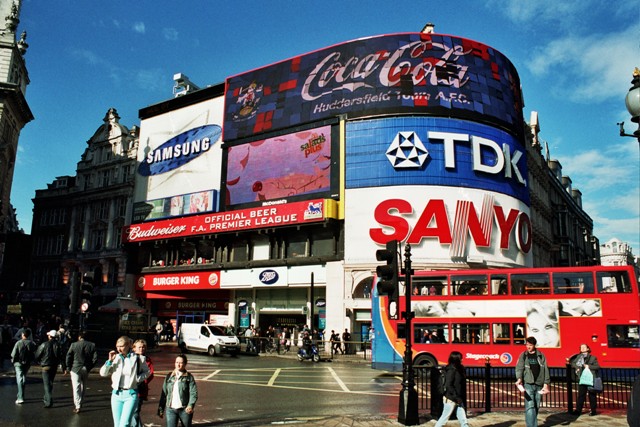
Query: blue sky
12 0 640 254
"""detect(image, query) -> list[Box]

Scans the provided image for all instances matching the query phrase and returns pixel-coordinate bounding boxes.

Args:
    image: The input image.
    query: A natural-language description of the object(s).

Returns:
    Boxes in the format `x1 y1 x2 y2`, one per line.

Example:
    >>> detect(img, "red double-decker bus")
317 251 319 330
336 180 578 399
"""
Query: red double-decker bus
371 265 639 370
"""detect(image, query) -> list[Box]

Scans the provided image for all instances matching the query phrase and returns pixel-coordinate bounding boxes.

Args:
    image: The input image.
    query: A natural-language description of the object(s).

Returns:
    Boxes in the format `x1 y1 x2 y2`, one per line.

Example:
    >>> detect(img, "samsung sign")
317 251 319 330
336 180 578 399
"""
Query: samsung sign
346 117 529 205
138 124 222 176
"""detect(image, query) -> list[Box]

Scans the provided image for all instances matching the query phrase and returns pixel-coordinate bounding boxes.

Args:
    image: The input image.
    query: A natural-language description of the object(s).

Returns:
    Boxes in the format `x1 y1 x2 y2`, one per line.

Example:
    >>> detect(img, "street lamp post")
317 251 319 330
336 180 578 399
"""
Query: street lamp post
618 67 640 143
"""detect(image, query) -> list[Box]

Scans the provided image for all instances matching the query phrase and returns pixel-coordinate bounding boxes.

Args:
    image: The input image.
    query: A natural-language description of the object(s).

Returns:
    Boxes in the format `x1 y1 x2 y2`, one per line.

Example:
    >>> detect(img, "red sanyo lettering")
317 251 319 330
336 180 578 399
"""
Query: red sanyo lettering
369 199 531 253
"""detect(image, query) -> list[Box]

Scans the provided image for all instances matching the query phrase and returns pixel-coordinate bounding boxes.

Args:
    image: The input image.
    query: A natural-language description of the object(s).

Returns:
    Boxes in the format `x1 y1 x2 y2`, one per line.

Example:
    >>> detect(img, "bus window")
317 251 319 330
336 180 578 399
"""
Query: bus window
490 275 508 295
412 277 447 296
597 271 632 293
414 324 448 343
451 275 488 296
513 323 525 344
512 273 550 294
607 325 640 348
452 323 489 344
553 272 594 294
493 323 511 344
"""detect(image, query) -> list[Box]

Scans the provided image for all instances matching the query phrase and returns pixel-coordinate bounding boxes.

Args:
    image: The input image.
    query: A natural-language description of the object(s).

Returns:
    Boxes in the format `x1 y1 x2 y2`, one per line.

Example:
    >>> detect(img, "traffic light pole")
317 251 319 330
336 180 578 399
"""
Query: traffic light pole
398 244 419 425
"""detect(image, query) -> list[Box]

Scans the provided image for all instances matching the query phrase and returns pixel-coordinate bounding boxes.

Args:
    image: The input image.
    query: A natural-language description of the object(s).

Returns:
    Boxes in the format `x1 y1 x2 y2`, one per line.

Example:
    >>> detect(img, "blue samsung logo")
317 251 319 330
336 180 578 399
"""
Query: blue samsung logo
138 124 222 176
259 269 279 285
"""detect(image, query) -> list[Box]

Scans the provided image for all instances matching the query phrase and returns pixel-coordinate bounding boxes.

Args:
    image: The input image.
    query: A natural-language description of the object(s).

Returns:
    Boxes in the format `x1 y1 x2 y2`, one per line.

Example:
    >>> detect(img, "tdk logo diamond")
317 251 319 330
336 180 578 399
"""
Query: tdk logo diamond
385 131 429 168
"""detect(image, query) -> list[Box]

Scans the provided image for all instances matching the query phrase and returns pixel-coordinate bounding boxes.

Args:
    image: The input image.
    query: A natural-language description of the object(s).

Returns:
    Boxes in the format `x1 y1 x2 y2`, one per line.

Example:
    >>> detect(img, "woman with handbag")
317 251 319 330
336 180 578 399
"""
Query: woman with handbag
571 343 600 417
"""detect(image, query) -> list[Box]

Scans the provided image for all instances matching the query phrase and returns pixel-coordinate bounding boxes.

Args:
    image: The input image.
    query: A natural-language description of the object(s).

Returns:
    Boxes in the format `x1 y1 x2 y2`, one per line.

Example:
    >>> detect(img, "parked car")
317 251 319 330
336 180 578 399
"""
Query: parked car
178 323 240 356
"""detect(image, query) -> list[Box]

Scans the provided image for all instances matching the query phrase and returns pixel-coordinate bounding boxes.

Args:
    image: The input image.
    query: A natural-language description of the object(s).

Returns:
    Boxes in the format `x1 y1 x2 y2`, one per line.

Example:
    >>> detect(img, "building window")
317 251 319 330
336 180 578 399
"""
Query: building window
91 229 105 250
101 170 111 187
310 230 335 256
287 232 308 258
231 239 249 262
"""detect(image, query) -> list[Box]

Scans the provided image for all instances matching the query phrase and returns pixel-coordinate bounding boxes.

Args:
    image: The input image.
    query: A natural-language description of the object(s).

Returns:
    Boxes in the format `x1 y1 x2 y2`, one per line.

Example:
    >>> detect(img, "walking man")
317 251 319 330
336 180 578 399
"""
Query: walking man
65 330 98 414
34 330 66 407
11 328 36 404
515 336 550 427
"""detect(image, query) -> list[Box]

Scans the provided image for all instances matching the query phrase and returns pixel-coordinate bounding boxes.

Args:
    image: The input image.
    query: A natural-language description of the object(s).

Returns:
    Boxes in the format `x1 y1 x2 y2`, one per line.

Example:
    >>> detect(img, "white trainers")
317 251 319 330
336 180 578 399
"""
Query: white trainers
15 399 24 404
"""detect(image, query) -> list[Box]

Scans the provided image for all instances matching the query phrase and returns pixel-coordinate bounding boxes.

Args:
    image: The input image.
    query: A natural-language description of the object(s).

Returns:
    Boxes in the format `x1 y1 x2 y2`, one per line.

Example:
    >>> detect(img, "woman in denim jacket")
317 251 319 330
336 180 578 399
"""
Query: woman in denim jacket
158 354 198 427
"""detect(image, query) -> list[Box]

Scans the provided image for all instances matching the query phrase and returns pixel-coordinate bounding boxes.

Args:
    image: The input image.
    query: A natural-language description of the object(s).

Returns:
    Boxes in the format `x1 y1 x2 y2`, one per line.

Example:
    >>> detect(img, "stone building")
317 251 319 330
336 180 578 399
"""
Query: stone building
0 0 32 286
26 109 137 317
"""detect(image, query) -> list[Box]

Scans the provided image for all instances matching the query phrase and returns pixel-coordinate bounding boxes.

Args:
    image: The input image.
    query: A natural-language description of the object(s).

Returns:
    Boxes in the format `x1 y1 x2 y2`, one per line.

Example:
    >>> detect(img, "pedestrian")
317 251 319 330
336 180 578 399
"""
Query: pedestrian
34 329 66 408
132 339 154 427
515 336 550 427
155 321 163 343
330 330 341 355
342 328 351 354
10 327 36 404
570 343 600 416
100 336 150 427
434 351 469 427
158 354 198 427
65 330 98 414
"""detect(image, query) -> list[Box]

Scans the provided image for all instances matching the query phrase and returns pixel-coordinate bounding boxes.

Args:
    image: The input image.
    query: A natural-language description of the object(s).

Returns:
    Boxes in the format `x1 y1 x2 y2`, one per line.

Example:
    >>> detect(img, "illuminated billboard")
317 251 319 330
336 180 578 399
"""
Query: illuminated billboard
133 96 224 222
346 117 529 204
224 33 523 141
223 123 339 209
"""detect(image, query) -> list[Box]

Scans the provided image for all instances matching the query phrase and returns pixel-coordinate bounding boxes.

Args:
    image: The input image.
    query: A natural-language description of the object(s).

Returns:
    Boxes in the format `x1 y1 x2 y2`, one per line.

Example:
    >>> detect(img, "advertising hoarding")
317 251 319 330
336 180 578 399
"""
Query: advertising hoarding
344 186 532 267
224 33 523 141
346 117 529 204
138 271 221 291
133 97 224 221
124 198 337 243
224 124 339 209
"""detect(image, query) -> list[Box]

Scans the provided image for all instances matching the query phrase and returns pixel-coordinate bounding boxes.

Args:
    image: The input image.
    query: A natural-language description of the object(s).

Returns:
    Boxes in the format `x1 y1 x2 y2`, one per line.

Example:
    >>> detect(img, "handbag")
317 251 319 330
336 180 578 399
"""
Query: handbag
588 376 603 393
579 366 594 386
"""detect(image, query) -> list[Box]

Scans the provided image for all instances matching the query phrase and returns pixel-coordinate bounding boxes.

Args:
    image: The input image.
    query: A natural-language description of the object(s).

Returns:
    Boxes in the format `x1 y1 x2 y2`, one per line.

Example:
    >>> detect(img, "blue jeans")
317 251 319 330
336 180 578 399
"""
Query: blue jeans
41 366 57 406
166 407 193 427
14 363 29 401
524 383 543 427
435 398 469 427
110 389 139 427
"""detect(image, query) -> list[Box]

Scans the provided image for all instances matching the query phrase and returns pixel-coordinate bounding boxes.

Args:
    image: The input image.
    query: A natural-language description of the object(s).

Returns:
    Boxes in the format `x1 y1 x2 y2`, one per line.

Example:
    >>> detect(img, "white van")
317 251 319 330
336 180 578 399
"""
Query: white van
178 323 240 356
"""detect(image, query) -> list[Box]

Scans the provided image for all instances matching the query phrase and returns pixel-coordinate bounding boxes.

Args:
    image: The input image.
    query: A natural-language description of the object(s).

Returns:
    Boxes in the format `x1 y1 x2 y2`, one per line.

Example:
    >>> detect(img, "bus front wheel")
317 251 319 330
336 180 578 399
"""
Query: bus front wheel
413 354 437 367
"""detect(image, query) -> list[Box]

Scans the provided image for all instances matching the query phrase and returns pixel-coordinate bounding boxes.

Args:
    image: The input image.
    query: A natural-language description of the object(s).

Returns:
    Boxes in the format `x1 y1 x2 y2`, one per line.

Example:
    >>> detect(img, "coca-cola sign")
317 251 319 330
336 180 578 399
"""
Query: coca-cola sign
224 33 522 141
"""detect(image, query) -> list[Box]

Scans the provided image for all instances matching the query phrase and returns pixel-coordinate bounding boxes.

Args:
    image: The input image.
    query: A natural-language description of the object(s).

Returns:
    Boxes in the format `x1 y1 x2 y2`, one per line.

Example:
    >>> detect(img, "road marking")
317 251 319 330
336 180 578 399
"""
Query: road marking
202 369 221 380
328 367 350 392
268 368 282 386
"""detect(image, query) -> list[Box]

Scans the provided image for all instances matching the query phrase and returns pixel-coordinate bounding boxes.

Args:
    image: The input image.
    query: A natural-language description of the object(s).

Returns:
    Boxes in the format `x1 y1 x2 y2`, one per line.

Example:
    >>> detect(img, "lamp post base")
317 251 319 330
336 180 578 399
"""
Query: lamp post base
398 383 419 425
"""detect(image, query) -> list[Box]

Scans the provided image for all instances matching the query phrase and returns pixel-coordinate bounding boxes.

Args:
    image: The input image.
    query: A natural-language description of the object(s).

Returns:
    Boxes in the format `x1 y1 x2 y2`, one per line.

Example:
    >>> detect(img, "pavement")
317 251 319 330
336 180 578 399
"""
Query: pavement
250 410 631 426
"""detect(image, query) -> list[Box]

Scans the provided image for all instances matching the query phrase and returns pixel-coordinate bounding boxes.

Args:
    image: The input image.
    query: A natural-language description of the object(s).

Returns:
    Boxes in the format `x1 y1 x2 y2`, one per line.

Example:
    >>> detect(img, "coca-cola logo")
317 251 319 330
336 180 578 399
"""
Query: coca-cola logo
301 40 470 101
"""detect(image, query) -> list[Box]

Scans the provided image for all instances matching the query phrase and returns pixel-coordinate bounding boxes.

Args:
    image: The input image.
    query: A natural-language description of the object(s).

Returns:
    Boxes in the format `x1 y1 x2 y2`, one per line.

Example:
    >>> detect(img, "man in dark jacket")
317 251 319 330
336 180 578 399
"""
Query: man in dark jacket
35 330 66 408
11 328 36 404
65 330 97 413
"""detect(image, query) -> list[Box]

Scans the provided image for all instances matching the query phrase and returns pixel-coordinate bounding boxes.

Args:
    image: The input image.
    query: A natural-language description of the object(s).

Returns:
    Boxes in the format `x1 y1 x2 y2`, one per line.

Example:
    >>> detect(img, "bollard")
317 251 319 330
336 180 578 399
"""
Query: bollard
565 358 574 413
484 357 492 413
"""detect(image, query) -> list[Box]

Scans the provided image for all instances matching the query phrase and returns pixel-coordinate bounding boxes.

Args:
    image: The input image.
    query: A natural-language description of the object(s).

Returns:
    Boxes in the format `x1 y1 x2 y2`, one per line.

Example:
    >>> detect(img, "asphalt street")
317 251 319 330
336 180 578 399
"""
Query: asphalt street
0 343 632 427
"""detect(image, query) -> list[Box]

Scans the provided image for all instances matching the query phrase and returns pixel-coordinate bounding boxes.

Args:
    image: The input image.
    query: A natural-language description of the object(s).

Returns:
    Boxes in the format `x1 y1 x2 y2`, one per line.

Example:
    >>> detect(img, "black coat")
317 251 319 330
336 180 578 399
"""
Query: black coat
443 365 467 405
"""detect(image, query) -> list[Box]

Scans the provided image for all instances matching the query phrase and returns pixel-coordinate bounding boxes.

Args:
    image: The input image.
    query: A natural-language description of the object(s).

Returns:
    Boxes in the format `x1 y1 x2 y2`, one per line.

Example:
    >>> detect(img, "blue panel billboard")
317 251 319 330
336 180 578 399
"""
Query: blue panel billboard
346 117 529 204
224 33 523 141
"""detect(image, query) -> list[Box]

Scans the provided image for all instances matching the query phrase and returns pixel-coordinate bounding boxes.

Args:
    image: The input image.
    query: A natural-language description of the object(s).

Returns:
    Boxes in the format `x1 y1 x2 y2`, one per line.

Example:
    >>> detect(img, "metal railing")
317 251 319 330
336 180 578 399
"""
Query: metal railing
414 362 638 416
249 337 371 361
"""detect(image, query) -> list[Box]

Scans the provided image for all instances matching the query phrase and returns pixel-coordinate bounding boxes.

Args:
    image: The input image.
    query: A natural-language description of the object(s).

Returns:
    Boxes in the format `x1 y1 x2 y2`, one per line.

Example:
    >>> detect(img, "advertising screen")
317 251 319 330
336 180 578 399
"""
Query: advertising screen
223 124 339 209
346 117 529 204
133 97 224 222
224 33 523 141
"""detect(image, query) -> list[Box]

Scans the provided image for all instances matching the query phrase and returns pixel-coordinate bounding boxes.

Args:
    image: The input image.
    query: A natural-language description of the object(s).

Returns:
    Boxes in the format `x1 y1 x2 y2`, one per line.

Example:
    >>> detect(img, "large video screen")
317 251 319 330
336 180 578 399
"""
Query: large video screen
223 124 338 208
224 33 523 141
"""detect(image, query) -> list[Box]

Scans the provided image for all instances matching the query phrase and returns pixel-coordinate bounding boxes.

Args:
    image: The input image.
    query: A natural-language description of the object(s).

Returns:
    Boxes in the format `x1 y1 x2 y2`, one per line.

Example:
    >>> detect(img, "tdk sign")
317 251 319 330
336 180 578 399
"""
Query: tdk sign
138 124 222 176
259 269 279 285
386 131 525 186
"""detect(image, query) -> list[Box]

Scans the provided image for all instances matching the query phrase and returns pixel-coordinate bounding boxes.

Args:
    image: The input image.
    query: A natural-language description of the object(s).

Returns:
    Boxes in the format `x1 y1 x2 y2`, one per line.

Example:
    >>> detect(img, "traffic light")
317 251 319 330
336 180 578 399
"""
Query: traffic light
376 240 400 319
80 272 94 312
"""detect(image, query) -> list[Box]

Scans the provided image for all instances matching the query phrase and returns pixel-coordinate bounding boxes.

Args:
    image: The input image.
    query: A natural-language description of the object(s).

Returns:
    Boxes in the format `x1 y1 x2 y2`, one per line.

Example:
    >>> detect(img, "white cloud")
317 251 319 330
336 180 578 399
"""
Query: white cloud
526 23 639 104
135 69 166 92
71 48 104 66
133 21 146 34
163 27 178 41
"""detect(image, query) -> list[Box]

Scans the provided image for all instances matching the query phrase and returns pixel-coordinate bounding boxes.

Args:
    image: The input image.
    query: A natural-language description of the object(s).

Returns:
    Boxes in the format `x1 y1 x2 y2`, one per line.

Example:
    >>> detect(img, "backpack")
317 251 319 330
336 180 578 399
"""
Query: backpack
437 367 448 395
18 341 34 365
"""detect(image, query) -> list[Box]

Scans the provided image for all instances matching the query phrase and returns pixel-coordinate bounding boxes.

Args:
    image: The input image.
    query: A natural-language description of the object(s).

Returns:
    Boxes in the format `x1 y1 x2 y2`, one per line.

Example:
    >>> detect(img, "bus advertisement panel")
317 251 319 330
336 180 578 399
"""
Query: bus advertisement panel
371 265 639 370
